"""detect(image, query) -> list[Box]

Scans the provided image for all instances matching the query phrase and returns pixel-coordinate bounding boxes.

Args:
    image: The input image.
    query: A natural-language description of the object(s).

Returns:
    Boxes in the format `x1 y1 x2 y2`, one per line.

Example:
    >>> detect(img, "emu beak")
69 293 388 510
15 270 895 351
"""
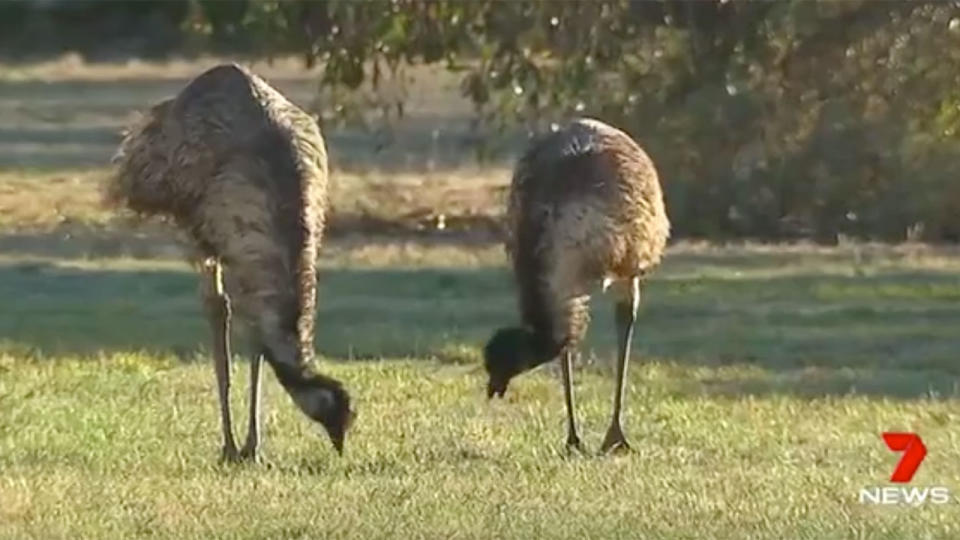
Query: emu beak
325 427 345 455
487 381 506 399
328 421 349 455
325 409 354 456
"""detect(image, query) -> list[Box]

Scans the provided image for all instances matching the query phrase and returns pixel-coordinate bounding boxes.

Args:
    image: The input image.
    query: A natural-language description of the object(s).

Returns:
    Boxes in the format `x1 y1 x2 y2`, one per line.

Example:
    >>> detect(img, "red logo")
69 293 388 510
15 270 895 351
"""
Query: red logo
883 432 927 483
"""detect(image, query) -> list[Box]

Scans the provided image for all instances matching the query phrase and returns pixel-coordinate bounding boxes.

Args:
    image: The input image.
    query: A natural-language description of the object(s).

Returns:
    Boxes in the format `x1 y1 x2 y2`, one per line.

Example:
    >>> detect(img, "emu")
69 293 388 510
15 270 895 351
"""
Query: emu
107 64 353 462
483 118 669 453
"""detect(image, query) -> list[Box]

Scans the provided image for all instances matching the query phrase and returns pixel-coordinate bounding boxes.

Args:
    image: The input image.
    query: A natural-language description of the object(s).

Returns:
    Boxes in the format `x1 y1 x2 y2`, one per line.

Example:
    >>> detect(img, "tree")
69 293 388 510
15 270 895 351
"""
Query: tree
6 0 959 240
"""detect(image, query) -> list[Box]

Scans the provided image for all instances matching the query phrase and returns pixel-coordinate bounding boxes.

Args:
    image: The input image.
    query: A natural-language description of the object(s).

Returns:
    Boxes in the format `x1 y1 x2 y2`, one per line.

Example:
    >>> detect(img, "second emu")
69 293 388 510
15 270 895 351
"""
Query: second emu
108 64 353 462
484 118 670 453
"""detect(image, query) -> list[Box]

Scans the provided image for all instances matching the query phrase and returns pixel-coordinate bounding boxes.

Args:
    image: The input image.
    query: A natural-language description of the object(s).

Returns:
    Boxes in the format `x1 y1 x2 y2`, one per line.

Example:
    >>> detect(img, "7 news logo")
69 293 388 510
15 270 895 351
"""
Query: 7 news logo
858 432 952 506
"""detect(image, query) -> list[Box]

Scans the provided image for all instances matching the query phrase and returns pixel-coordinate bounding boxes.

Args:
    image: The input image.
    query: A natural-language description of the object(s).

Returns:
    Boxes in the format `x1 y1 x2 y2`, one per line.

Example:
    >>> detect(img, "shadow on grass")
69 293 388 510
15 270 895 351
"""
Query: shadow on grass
2 257 959 399
689 366 960 401
0 76 506 170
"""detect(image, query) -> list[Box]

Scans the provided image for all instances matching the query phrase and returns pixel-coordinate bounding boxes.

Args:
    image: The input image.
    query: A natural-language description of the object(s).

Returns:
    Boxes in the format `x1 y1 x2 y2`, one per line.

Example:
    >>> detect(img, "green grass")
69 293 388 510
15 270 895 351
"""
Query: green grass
0 55 478 171
2 243 960 538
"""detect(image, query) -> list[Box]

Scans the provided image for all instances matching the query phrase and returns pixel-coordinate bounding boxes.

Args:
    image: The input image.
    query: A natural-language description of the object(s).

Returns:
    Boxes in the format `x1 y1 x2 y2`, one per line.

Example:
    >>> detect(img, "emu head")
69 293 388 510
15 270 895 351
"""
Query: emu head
315 385 355 454
483 326 539 398
285 377 355 454
263 334 356 454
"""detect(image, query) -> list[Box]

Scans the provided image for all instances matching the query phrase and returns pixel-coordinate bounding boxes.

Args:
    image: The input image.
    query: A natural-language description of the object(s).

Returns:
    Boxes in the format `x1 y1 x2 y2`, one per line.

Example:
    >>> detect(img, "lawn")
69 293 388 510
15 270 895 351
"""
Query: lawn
2 241 960 539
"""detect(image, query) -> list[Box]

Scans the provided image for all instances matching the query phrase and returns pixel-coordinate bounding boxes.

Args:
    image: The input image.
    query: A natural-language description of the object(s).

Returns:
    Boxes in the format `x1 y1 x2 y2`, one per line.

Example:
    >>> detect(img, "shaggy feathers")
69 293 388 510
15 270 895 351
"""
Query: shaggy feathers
486 118 670 395
108 64 350 451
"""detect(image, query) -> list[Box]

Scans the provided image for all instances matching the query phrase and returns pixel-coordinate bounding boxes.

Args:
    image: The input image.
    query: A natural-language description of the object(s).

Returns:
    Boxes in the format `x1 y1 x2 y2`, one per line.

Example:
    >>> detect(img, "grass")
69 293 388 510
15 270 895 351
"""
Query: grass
0 54 483 171
2 242 960 539
0 166 508 241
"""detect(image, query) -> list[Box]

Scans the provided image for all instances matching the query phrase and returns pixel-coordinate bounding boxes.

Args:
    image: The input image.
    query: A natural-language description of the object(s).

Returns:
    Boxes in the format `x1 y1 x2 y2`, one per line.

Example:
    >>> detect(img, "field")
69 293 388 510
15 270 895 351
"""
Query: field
2 58 960 539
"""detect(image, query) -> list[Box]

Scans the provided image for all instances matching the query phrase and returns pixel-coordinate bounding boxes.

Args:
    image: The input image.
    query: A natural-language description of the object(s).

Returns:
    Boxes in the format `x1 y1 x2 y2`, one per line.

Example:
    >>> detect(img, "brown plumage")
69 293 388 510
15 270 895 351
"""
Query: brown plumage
483 118 669 453
107 64 353 461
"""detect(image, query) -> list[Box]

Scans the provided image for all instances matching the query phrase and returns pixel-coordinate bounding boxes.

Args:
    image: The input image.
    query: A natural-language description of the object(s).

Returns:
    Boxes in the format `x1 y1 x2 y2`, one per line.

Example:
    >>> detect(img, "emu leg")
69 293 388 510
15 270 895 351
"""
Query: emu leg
561 348 585 453
239 352 264 462
203 259 238 462
600 277 639 454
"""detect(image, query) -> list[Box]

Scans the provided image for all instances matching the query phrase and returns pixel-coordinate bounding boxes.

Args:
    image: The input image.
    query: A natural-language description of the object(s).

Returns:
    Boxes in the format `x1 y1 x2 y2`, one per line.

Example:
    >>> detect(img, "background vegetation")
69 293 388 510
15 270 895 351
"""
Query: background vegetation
4 0 960 242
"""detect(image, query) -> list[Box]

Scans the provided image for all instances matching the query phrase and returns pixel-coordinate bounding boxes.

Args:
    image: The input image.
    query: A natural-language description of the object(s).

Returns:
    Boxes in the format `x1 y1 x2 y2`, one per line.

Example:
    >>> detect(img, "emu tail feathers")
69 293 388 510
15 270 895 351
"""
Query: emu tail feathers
105 99 182 217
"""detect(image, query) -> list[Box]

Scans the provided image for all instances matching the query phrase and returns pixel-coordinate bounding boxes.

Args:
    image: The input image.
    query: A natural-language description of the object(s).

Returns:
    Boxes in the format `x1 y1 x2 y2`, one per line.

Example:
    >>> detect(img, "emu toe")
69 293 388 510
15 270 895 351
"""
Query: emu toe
565 435 587 455
238 445 263 464
219 444 240 464
599 425 632 455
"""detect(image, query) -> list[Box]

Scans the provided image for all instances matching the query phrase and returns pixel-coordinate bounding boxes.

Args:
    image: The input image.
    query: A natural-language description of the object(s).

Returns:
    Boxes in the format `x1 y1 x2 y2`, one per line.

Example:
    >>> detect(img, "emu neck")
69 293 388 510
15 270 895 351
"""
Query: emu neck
515 257 561 359
513 232 588 370
528 330 565 369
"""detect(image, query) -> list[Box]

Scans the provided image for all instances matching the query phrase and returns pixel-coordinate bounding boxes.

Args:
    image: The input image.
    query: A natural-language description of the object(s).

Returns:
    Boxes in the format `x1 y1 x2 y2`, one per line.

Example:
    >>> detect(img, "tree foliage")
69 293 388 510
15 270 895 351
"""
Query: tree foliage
4 0 960 241
249 0 960 241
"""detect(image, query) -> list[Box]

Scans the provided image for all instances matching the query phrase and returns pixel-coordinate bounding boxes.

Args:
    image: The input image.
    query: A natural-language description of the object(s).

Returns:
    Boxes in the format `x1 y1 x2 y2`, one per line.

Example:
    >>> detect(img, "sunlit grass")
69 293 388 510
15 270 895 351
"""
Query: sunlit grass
0 166 508 235
2 354 959 538
2 244 960 538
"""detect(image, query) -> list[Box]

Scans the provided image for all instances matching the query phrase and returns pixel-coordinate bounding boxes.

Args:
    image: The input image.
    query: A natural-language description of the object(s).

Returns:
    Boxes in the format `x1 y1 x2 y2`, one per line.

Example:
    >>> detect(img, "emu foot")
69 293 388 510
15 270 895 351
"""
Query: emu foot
564 434 587 455
219 443 240 464
599 424 632 455
238 443 263 464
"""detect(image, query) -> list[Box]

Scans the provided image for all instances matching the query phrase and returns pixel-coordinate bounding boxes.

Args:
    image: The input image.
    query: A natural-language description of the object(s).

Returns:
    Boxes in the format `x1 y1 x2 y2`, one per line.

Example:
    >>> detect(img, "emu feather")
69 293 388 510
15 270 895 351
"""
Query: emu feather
484 118 669 453
108 64 352 461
